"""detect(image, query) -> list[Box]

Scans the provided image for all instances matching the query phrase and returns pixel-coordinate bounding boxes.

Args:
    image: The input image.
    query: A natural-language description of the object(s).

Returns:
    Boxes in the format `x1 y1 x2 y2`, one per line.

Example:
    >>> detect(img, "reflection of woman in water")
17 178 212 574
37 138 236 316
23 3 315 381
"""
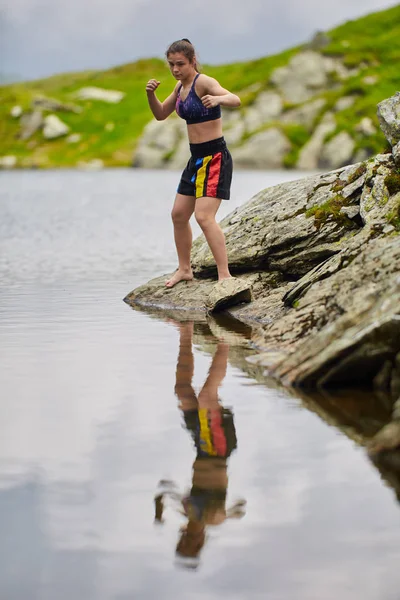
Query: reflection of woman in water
155 321 245 567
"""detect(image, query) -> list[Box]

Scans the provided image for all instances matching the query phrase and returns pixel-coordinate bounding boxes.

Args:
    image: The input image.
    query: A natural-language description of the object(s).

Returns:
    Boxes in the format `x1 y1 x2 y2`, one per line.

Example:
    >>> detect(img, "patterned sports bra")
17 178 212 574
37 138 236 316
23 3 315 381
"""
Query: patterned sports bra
176 73 221 125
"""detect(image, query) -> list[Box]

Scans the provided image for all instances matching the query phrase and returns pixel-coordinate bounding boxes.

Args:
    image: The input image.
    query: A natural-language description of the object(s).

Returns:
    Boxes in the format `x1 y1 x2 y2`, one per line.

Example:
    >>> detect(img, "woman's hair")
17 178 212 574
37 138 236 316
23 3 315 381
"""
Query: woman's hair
165 39 200 72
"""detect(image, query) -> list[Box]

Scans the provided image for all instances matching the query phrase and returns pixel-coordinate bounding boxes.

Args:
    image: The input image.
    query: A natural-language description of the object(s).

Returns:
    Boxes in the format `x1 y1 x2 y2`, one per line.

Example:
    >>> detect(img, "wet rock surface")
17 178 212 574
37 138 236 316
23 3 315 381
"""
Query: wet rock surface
125 93 400 448
205 278 253 313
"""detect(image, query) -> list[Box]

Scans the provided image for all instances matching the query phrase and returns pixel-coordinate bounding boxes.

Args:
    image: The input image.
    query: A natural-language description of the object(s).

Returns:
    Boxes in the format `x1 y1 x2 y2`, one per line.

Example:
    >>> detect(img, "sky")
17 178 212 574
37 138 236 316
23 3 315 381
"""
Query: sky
0 0 398 81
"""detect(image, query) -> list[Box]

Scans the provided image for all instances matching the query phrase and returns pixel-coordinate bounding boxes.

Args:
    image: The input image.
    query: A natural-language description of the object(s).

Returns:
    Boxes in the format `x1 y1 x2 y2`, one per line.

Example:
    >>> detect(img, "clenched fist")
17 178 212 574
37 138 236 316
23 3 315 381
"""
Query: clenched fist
146 79 160 93
201 95 220 108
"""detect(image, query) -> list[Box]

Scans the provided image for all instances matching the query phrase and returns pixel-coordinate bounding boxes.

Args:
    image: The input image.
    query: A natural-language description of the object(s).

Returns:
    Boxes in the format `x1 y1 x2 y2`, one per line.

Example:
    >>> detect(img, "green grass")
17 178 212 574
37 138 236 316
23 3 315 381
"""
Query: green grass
1 4 400 167
306 194 358 229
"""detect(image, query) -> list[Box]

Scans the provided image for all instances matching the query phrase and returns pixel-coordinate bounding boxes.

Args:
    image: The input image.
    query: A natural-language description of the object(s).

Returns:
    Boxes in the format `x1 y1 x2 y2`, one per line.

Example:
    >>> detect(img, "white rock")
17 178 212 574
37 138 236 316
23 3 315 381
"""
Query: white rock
334 96 356 112
0 155 17 168
271 51 330 104
224 120 245 146
77 159 104 170
10 105 22 118
363 75 378 86
320 131 355 169
167 138 190 170
355 117 377 136
43 114 70 139
133 146 166 169
297 112 336 170
231 128 291 169
281 98 326 128
353 148 371 163
244 92 282 132
19 110 43 140
340 206 360 219
105 122 115 131
75 87 125 103
66 133 81 144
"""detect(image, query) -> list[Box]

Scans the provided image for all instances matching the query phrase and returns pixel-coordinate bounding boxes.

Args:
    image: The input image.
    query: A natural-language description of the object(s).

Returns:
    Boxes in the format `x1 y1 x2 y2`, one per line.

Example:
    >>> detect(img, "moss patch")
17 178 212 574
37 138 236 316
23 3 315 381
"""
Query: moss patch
385 172 400 196
306 194 358 229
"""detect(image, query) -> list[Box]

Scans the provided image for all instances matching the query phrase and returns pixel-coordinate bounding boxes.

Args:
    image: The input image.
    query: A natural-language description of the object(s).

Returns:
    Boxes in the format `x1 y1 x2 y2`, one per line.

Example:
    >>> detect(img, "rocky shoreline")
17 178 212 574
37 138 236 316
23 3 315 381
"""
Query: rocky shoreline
124 93 400 451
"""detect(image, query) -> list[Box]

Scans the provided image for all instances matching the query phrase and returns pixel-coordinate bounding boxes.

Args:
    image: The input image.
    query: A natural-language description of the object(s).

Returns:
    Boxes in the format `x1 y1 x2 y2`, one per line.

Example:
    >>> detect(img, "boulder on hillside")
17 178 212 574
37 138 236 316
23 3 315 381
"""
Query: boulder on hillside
319 131 355 169
42 115 70 139
270 51 337 104
296 112 336 170
18 110 43 140
378 92 400 164
32 96 82 113
243 91 283 132
231 128 291 169
75 87 125 103
133 117 186 168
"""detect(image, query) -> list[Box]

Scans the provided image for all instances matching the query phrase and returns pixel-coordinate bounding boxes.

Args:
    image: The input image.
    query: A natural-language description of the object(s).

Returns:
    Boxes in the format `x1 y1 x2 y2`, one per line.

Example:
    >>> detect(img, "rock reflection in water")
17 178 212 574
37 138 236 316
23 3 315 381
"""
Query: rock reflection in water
154 320 246 570
294 386 400 505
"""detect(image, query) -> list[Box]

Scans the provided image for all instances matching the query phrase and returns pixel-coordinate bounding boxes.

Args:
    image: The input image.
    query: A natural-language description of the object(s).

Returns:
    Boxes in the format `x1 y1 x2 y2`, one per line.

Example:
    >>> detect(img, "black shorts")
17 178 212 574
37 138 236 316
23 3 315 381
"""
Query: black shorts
177 137 233 200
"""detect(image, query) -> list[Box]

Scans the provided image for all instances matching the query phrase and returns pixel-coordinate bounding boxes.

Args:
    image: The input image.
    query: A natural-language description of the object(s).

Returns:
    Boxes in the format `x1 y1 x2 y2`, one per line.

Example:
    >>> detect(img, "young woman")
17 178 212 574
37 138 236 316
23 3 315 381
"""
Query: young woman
145 39 241 288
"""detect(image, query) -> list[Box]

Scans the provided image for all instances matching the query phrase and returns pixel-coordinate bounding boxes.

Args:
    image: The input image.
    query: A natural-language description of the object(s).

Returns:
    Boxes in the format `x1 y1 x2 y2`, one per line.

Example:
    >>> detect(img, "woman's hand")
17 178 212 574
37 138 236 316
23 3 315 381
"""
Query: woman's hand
201 94 220 108
146 79 160 94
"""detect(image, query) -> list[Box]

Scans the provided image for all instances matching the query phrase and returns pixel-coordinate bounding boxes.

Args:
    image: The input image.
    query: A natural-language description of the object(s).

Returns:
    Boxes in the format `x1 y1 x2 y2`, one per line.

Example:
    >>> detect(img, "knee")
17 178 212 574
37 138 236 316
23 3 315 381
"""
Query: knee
171 208 190 226
195 210 214 230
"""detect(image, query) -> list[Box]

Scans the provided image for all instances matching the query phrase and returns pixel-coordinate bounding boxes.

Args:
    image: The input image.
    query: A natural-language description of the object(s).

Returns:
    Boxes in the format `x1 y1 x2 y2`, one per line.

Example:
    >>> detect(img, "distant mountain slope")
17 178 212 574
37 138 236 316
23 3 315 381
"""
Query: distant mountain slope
0 4 399 169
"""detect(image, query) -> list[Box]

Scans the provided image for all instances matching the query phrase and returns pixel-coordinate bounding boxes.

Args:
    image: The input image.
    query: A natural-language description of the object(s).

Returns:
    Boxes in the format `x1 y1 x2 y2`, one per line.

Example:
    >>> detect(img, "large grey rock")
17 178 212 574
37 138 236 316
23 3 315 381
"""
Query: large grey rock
133 117 186 168
319 131 355 169
167 137 190 170
244 91 283 132
0 155 17 168
10 105 22 118
393 141 400 166
296 112 336 170
19 110 43 140
224 120 245 146
334 96 356 112
205 278 253 313
377 92 400 146
268 239 400 387
42 114 70 139
231 128 291 169
270 51 332 104
281 98 326 129
191 169 360 278
355 117 377 137
75 87 125 103
124 272 260 314
359 154 397 225
132 147 166 169
32 95 82 113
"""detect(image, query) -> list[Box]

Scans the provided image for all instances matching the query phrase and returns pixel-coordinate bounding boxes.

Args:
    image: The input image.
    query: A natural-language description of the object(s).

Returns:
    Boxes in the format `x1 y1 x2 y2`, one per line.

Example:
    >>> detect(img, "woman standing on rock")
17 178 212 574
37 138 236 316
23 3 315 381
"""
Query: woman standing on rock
146 39 241 288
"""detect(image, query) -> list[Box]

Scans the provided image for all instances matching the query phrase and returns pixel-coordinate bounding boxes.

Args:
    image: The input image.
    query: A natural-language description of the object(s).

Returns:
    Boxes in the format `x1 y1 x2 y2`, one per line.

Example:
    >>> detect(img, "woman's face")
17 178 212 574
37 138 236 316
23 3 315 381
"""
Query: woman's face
167 52 195 81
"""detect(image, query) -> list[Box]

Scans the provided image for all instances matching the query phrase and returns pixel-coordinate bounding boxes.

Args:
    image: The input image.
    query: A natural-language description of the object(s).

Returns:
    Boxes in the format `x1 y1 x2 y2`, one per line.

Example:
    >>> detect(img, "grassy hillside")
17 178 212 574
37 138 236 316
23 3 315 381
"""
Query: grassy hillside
1 3 399 168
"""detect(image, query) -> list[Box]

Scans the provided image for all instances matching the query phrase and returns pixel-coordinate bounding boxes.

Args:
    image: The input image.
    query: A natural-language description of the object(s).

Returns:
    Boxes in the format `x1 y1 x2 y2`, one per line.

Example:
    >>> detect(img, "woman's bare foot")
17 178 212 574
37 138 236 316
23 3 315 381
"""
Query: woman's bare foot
218 274 233 282
165 268 194 288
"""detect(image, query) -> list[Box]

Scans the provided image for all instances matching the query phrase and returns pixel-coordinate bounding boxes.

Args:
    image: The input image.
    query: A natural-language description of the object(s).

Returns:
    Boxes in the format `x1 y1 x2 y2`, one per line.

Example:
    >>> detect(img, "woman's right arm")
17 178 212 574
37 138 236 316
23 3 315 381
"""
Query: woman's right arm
146 79 179 121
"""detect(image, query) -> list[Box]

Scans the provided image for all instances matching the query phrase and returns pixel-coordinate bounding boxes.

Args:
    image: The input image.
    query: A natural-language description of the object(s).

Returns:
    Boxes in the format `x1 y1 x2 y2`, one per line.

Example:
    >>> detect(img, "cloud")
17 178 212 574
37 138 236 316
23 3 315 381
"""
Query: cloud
1 0 398 79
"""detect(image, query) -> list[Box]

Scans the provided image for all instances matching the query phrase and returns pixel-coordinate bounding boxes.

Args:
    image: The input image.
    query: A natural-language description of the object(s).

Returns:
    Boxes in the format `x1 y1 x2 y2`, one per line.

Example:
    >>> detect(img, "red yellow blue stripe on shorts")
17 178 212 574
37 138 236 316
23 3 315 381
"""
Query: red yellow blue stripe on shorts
190 152 222 198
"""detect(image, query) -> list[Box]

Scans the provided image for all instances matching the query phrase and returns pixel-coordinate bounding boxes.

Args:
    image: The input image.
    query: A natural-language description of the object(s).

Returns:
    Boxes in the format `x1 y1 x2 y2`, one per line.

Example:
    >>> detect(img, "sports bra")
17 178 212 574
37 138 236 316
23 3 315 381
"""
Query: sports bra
176 73 221 125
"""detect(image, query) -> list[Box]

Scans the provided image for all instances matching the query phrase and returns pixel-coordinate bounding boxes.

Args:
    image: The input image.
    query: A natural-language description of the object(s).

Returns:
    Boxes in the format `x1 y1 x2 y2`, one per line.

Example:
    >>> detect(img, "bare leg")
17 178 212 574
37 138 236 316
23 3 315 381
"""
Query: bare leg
197 342 229 409
166 194 195 288
174 321 198 411
194 197 232 281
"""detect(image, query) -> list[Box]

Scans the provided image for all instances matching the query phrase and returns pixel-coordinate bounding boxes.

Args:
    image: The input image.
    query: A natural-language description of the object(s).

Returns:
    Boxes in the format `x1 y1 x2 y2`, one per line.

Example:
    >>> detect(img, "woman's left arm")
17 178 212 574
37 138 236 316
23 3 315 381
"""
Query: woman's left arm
200 75 241 109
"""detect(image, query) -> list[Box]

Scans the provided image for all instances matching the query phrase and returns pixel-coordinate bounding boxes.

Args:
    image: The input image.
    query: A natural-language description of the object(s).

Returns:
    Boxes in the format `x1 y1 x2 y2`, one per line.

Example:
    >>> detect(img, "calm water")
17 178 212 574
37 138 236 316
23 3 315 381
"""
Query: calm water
1 169 399 600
